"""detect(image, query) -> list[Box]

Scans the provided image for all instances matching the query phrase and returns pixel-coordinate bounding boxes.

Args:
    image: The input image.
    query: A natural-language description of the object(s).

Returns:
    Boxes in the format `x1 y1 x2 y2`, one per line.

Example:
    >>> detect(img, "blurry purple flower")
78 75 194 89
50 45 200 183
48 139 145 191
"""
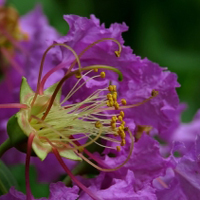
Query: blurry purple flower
0 182 79 200
154 109 200 200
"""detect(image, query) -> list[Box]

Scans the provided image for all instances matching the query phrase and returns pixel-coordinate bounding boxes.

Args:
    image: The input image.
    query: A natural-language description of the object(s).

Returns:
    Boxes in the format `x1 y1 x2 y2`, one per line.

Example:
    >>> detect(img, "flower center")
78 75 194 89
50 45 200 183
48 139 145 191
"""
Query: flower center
29 70 127 153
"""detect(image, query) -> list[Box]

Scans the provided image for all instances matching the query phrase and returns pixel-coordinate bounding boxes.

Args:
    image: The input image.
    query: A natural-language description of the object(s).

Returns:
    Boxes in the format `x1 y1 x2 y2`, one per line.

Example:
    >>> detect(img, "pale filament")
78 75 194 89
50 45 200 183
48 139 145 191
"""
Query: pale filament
61 70 94 104
31 115 105 151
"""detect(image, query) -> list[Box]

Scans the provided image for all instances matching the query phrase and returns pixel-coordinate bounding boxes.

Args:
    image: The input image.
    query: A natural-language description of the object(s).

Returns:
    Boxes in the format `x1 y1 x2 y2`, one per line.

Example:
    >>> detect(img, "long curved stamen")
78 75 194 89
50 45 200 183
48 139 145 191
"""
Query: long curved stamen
68 38 122 73
52 148 102 200
41 65 123 121
76 128 134 172
39 38 122 95
25 133 35 200
39 62 66 94
31 43 82 107
0 103 28 109
1 47 24 75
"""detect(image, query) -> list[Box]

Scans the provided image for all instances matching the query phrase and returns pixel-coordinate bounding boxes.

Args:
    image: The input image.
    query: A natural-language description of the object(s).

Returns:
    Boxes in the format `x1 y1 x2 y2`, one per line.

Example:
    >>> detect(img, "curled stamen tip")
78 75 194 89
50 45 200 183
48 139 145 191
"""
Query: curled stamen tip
151 89 159 97
114 51 121 57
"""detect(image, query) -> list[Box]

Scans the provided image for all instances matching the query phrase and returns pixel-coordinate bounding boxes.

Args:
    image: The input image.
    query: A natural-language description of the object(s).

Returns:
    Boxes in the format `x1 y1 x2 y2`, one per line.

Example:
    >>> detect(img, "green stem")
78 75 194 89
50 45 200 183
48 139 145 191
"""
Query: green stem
0 139 13 158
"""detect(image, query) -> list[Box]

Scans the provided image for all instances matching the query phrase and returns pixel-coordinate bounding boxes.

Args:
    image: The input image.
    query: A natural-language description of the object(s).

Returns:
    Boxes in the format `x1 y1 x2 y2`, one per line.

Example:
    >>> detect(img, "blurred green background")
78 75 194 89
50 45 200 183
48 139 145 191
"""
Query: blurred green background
7 0 200 121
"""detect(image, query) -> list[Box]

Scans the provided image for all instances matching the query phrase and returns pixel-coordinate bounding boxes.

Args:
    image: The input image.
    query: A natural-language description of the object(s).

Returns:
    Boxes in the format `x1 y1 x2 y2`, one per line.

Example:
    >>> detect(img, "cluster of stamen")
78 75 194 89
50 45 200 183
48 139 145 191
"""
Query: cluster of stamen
29 68 129 156
105 85 128 150
26 39 158 177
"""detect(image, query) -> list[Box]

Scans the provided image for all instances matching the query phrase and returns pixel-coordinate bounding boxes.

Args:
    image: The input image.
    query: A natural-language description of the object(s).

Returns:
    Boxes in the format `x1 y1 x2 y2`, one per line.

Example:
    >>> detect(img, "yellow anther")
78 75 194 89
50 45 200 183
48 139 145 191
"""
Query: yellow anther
94 68 98 72
121 139 126 146
120 124 124 130
115 51 121 57
114 102 119 110
113 91 117 96
116 146 121 152
108 85 114 92
113 85 117 92
107 93 112 99
108 97 113 101
118 126 123 133
118 115 123 122
75 73 82 79
109 100 114 107
111 122 116 129
111 116 117 122
120 111 125 118
121 99 127 105
106 101 111 107
120 131 126 139
151 89 159 97
95 121 102 128
121 121 125 126
112 93 117 101
100 71 106 78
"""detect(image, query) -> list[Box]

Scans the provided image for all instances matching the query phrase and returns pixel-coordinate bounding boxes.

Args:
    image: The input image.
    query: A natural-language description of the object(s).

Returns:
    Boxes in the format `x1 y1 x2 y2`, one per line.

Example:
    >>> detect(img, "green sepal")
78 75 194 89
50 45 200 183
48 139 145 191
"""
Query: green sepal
7 114 28 152
0 160 19 195
44 82 61 102
20 77 34 104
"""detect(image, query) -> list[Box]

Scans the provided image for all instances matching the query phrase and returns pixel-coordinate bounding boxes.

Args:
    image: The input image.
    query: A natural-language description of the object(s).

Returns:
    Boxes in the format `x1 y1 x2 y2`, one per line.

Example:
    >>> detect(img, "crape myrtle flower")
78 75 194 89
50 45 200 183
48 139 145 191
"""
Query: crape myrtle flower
0 14 179 200
0 182 79 200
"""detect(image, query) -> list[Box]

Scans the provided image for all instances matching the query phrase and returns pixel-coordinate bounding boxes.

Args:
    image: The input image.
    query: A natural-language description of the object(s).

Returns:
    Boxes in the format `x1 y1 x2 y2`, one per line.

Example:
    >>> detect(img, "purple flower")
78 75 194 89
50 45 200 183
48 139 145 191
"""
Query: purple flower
154 109 200 200
75 134 174 200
